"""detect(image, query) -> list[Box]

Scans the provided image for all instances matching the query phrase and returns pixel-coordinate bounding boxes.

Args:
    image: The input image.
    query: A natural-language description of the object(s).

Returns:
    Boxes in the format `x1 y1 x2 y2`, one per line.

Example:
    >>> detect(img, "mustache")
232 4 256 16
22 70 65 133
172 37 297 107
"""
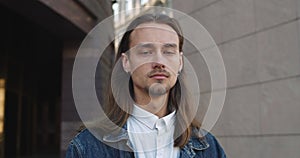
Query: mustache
147 69 171 77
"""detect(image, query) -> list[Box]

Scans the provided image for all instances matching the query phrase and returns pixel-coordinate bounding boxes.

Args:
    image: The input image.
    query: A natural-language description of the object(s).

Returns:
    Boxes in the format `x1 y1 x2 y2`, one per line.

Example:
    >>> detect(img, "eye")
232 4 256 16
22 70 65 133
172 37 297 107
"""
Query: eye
142 51 150 54
138 50 152 55
163 51 176 55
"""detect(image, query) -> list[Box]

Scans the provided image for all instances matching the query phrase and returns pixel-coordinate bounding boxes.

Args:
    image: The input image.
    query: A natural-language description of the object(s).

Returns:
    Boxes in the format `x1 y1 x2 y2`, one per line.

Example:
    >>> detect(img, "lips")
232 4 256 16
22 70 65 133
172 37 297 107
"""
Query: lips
150 73 169 79
148 71 170 79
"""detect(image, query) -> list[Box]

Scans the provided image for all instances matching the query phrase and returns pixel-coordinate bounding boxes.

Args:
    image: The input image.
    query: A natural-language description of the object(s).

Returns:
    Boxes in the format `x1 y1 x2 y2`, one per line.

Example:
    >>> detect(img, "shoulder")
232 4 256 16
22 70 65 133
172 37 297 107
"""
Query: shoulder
65 129 118 158
202 131 226 158
204 132 225 152
188 129 227 158
73 129 99 144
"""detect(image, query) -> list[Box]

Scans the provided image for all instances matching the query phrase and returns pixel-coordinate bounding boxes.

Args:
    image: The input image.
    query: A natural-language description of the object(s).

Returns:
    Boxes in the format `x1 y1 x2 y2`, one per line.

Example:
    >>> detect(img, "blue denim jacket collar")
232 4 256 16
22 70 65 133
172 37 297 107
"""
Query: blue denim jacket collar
102 124 210 157
103 127 129 142
102 124 134 151
180 137 210 158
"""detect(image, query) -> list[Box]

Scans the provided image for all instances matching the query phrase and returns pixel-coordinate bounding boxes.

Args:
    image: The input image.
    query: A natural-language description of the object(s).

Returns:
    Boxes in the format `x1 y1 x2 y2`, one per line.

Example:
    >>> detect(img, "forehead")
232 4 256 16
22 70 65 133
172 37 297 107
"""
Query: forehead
129 23 179 48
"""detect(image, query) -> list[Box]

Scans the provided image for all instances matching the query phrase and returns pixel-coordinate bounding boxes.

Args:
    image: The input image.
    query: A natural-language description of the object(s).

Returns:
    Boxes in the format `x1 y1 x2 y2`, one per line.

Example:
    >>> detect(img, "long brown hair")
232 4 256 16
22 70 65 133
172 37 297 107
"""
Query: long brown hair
105 13 201 148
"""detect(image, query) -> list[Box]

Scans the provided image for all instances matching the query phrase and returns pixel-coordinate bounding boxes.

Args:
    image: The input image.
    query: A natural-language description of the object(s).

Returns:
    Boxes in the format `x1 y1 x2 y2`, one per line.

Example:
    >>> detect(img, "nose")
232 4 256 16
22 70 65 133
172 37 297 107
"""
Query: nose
151 50 166 69
152 62 165 69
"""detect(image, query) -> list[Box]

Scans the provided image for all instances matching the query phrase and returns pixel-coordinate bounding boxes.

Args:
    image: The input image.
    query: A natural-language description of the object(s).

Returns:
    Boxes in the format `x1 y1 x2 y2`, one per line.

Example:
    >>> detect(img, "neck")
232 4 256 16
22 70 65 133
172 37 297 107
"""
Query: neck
134 91 169 118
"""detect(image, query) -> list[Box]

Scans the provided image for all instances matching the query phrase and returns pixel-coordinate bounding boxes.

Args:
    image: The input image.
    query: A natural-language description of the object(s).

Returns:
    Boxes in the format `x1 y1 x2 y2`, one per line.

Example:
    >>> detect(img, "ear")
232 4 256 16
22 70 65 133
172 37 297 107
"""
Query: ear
122 53 131 73
179 52 183 72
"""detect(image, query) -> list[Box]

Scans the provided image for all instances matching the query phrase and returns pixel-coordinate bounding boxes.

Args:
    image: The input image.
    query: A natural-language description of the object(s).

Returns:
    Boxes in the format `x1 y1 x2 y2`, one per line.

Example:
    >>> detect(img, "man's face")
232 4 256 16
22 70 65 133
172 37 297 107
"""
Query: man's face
122 22 183 98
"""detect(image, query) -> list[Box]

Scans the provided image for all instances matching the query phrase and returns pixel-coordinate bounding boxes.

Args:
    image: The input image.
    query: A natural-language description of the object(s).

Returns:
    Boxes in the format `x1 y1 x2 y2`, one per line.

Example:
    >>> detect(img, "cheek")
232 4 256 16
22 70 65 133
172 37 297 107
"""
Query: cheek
131 72 142 82
129 60 149 73
130 66 149 80
166 59 181 74
169 75 178 86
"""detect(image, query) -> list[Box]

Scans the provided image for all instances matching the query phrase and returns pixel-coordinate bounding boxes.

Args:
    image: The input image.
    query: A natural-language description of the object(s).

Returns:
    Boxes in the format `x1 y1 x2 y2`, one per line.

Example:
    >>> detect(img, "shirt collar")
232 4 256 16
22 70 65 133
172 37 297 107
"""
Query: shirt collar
102 123 210 152
131 104 176 130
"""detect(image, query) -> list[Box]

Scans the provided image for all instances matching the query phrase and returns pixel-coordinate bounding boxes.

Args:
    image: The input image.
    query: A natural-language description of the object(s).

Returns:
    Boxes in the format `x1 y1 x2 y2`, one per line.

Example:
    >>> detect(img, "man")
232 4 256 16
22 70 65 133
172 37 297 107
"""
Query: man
66 13 226 158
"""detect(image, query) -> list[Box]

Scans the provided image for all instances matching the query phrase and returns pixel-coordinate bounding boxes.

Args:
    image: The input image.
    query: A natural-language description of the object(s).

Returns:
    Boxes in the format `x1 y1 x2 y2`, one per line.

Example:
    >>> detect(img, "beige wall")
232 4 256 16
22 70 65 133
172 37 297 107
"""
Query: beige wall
172 0 300 157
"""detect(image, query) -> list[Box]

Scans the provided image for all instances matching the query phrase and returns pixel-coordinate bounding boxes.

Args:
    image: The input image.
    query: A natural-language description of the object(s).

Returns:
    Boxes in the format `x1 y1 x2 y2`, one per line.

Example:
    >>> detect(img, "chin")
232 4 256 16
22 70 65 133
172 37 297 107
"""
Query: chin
147 83 171 97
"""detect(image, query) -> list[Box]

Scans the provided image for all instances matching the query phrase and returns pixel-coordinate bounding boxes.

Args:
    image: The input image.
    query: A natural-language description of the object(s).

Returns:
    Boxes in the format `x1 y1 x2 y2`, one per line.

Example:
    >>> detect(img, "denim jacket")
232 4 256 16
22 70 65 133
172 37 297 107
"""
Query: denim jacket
66 127 226 158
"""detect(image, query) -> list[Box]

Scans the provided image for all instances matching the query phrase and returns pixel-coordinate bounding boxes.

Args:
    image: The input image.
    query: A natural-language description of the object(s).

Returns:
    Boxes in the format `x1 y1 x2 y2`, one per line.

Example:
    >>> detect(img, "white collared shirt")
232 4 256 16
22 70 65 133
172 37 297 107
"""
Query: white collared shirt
127 105 180 158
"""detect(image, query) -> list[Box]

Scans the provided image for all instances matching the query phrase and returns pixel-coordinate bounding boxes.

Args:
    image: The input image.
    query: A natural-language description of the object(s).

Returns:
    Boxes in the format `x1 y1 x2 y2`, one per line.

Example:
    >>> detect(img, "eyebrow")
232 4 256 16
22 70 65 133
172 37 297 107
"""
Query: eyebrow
162 43 178 48
137 43 155 49
137 43 178 48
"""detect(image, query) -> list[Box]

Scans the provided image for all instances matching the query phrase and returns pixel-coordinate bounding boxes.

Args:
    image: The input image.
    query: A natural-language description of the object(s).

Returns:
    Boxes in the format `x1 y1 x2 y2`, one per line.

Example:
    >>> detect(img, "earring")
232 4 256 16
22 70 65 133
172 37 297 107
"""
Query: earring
125 70 131 75
177 70 181 76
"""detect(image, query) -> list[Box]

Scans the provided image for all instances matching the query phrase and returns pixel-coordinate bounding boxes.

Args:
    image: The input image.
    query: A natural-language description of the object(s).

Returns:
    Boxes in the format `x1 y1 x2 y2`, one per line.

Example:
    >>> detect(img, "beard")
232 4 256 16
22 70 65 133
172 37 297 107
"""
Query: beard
147 82 170 97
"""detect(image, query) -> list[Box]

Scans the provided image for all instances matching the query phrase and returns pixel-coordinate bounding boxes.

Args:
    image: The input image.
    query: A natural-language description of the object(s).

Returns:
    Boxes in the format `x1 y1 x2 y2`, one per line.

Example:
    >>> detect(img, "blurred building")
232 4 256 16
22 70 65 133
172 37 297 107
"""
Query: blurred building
0 0 114 157
1 0 299 158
